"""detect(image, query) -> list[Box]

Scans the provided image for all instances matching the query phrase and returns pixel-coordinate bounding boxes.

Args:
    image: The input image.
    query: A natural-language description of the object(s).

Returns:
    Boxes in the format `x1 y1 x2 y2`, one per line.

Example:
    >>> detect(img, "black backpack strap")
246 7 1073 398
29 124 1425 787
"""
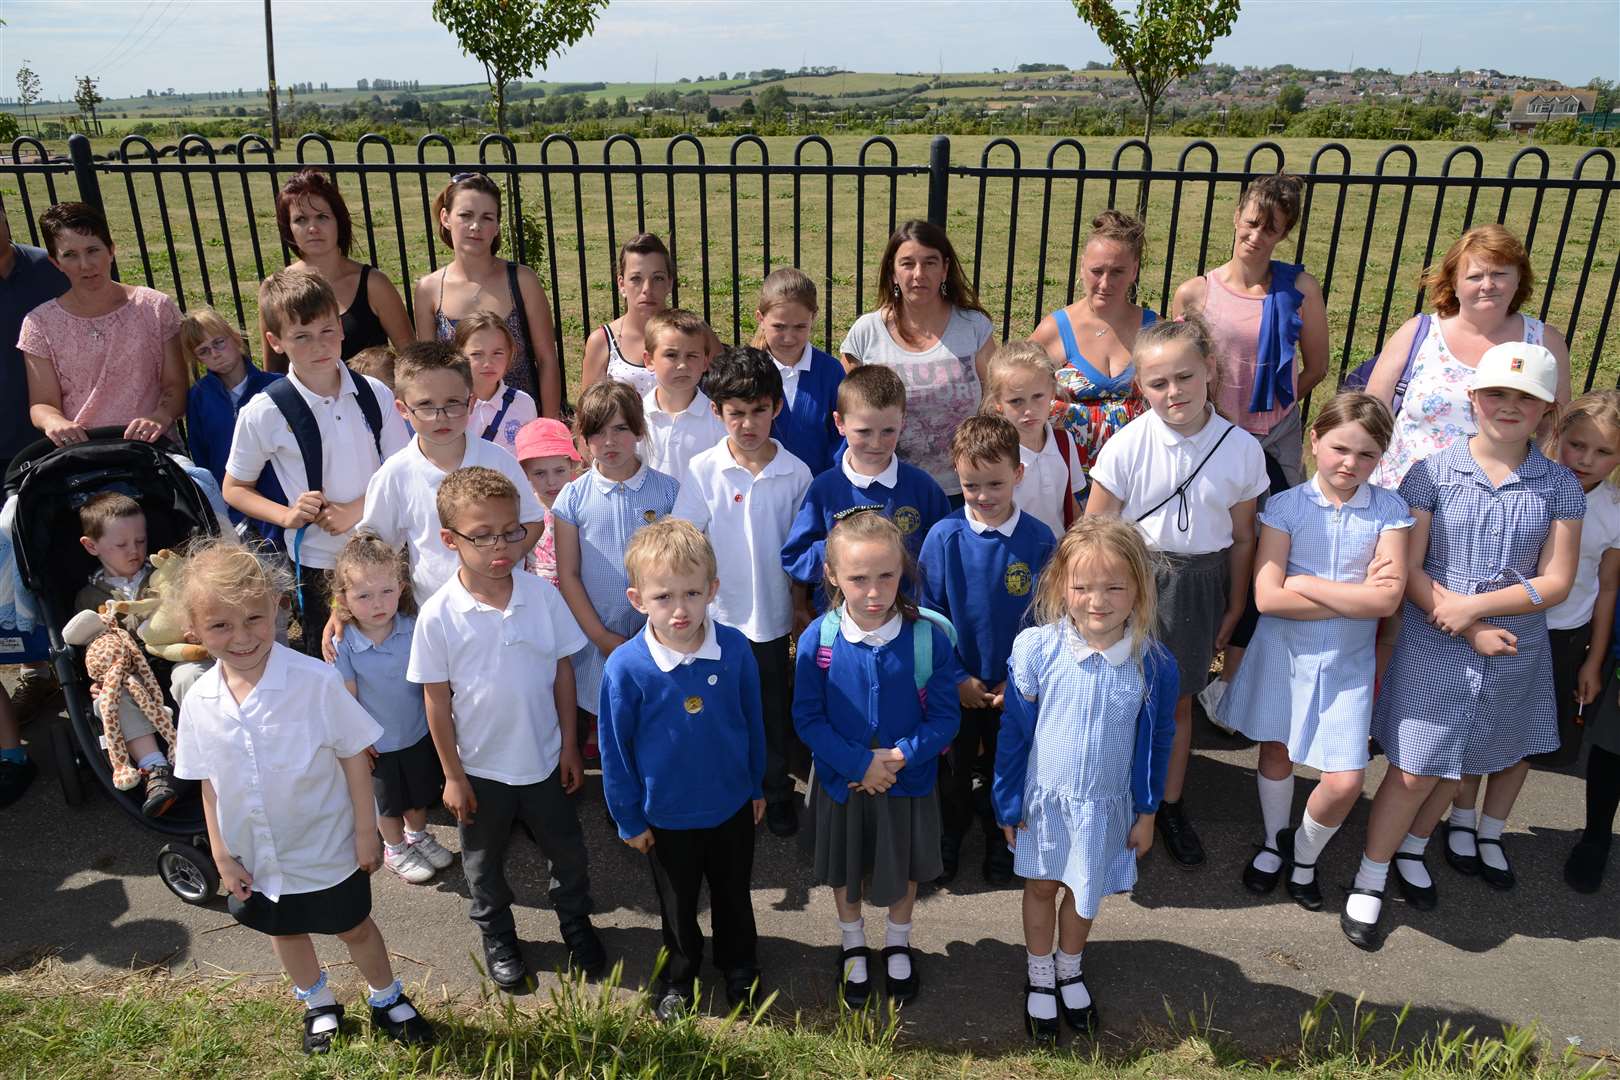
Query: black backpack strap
507 260 539 376
349 372 385 457
1134 421 1237 531
265 377 323 493
480 385 519 442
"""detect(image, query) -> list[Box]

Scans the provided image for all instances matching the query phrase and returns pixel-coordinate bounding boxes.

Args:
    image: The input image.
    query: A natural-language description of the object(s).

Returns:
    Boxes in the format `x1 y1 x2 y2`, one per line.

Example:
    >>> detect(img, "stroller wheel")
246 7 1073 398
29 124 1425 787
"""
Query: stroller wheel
48 723 85 806
158 842 219 905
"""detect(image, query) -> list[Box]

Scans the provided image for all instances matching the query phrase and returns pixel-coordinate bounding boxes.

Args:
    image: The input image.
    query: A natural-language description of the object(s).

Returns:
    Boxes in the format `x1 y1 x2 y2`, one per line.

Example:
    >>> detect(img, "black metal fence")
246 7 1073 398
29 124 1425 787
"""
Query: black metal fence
5 131 1618 394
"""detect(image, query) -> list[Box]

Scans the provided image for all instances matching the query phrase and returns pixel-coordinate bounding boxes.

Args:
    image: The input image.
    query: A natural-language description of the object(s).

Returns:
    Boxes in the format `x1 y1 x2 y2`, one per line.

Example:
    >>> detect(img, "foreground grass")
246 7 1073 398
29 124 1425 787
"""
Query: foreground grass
0 962 1609 1080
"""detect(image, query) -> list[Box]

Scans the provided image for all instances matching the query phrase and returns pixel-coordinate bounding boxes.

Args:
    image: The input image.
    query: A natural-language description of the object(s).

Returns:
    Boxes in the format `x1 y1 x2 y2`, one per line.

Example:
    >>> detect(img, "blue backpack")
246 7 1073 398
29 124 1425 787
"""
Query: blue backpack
815 607 957 706
1345 314 1429 416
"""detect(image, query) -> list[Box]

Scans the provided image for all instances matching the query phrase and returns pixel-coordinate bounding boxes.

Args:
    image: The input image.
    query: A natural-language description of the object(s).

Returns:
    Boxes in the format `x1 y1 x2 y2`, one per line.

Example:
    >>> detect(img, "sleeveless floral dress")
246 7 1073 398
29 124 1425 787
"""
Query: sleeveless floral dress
1049 307 1158 472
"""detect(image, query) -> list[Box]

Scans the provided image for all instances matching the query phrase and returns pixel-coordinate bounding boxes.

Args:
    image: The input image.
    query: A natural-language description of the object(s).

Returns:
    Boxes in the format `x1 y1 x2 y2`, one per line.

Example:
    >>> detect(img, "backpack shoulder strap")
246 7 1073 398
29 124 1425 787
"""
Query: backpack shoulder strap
265 377 323 493
912 607 958 695
1398 314 1430 387
1051 426 1077 529
481 385 520 442
815 609 841 670
349 372 385 457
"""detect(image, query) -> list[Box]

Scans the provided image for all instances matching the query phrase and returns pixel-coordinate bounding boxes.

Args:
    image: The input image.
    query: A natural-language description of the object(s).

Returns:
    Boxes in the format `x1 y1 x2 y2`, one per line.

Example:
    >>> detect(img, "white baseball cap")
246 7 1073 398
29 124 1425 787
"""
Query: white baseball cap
1472 342 1558 403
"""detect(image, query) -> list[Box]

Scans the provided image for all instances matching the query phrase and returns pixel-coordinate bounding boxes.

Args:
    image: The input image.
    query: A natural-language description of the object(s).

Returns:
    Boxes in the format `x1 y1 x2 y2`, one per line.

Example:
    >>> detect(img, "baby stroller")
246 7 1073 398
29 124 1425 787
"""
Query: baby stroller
5 428 222 905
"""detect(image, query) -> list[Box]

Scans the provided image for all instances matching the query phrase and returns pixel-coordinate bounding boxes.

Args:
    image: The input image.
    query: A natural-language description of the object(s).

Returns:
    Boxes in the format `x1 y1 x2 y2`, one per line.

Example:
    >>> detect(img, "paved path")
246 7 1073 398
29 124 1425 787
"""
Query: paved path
3 695 1614 1059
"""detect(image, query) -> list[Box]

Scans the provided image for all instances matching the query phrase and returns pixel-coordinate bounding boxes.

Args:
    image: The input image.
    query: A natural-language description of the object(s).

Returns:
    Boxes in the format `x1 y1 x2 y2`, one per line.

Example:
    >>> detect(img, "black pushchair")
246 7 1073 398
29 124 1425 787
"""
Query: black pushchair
5 428 223 905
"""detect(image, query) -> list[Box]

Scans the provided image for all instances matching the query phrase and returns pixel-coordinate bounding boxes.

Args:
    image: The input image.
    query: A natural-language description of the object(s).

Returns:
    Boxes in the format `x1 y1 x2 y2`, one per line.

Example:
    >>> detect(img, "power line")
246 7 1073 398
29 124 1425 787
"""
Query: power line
99 0 192 86
85 0 162 73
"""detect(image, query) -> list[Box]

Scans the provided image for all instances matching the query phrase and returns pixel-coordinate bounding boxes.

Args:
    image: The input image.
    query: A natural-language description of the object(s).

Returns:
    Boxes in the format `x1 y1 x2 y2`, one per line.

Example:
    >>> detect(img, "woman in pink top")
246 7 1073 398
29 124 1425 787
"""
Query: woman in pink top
20 202 185 447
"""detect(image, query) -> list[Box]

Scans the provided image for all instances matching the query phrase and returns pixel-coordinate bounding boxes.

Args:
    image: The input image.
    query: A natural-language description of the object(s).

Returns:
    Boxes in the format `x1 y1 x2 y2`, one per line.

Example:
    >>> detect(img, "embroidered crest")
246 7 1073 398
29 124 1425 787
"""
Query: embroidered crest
891 505 921 536
683 695 703 715
643 510 657 523
1004 560 1032 597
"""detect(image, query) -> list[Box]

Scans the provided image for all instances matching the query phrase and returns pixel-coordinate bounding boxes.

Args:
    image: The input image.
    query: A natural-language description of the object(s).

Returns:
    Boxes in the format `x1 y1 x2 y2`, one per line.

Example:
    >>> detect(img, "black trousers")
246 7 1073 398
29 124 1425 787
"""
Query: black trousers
750 636 798 805
294 571 332 659
940 706 1001 837
648 801 758 994
461 771 594 938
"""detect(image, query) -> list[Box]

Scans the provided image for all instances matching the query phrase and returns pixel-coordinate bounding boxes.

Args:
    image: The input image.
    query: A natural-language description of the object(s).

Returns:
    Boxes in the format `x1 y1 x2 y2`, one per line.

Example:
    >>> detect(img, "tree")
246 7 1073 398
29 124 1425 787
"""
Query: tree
15 61 39 132
1074 0 1240 142
431 0 608 134
1278 81 1305 114
73 75 104 135
756 84 791 118
1588 77 1617 114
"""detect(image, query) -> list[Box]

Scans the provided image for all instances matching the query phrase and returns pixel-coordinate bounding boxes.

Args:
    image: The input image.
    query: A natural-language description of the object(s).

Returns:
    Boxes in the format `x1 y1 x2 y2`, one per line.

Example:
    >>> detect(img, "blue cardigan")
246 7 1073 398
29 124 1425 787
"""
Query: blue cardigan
186 362 288 541
780 450 951 590
918 511 1056 685
992 637 1179 826
792 613 961 804
770 346 845 476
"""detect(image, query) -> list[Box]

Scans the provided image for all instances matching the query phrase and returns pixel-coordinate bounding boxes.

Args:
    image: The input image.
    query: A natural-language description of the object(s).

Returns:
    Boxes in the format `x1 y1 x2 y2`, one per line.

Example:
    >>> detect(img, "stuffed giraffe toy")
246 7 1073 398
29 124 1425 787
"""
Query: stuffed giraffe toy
61 606 177 791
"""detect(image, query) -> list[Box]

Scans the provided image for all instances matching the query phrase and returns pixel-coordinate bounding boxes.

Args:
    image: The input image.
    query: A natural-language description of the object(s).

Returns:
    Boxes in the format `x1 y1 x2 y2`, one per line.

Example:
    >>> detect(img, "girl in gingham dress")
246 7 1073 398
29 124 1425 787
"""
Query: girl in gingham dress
993 517 1177 1043
1217 394 1413 911
1343 344 1584 951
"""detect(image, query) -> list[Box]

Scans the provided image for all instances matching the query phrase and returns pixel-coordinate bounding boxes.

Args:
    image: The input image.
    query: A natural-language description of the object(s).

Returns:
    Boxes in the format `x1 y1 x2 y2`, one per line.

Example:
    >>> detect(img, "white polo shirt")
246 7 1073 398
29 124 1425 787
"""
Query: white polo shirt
173 645 382 901
641 387 727 483
468 386 539 457
1549 483 1620 631
1016 428 1087 539
407 569 588 785
672 439 813 642
359 435 544 603
1088 407 1268 554
225 365 410 568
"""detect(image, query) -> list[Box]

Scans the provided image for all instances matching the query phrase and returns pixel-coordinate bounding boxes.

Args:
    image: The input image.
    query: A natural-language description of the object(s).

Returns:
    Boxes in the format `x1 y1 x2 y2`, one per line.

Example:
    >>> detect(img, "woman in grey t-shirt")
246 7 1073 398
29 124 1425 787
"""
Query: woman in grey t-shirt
840 220 995 495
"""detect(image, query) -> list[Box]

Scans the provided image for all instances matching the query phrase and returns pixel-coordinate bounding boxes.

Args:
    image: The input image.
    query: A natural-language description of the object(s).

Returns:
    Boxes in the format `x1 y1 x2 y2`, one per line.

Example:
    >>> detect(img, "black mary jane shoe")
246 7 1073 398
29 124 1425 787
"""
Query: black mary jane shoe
1055 974 1099 1038
837 946 874 1009
301 1003 345 1055
1023 984 1060 1044
1156 802 1206 868
1338 887 1386 952
1392 852 1438 911
1276 827 1323 911
370 993 435 1046
1442 822 1482 876
1241 844 1283 894
1475 837 1517 891
882 945 919 1006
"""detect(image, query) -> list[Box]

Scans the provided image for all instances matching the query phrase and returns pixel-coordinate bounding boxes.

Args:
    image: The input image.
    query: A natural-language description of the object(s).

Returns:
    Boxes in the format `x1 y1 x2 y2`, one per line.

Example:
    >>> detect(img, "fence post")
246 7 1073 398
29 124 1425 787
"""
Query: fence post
927 135 950 226
67 133 106 217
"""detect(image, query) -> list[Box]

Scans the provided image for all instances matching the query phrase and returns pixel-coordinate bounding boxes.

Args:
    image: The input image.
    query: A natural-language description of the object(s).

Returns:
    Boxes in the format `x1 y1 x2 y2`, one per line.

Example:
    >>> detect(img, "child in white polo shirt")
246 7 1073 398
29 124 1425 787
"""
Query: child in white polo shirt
672 345 812 837
407 466 604 992
172 541 432 1056
640 308 726 481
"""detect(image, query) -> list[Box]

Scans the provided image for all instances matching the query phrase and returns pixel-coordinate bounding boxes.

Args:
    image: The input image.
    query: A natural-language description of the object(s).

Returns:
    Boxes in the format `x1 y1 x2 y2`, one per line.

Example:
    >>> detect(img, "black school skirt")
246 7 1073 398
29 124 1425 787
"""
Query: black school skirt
229 868 371 937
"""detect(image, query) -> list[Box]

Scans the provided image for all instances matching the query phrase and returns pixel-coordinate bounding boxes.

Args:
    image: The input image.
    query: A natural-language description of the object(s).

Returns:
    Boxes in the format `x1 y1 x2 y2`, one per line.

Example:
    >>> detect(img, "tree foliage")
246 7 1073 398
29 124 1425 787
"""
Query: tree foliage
73 75 104 134
1278 82 1306 114
430 0 608 133
15 61 40 131
1074 0 1241 140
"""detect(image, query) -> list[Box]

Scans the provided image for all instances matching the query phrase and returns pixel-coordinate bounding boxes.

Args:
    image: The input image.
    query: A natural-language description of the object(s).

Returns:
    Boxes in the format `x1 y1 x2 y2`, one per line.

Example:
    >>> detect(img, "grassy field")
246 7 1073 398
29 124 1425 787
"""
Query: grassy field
3 133 1614 399
0 963 1605 1080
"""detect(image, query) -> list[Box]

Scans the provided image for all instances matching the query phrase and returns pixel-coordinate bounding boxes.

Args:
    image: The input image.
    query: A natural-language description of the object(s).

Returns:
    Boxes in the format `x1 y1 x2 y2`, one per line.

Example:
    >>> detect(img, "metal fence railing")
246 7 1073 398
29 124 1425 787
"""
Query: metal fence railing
6 132 1618 399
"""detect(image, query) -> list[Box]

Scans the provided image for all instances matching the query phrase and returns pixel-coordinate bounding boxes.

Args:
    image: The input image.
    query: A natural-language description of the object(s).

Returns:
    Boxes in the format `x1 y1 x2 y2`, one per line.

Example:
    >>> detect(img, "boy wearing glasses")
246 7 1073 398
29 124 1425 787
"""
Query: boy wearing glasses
408 466 605 989
356 341 543 605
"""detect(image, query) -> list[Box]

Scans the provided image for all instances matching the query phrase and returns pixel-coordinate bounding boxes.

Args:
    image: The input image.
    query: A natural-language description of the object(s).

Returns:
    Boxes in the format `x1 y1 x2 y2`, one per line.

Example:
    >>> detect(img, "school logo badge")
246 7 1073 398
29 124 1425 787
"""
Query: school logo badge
1004 560 1032 597
643 510 657 523
683 696 703 715
892 505 921 536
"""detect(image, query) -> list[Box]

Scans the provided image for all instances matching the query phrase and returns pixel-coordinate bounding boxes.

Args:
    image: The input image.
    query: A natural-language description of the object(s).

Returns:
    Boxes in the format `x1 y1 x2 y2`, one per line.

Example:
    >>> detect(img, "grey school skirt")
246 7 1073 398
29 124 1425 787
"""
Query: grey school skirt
1155 549 1230 697
812 783 943 909
1588 662 1620 758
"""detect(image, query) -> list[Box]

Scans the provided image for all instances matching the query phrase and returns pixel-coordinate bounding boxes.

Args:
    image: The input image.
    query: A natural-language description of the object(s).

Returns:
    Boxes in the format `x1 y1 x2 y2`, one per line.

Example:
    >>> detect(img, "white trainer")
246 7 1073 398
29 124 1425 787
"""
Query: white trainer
385 842 437 884
410 832 456 871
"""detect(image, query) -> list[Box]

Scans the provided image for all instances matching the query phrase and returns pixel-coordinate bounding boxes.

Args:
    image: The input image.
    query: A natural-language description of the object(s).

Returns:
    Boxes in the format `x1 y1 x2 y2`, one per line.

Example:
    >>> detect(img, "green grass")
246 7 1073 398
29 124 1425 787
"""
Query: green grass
3 133 1614 399
0 962 1609 1080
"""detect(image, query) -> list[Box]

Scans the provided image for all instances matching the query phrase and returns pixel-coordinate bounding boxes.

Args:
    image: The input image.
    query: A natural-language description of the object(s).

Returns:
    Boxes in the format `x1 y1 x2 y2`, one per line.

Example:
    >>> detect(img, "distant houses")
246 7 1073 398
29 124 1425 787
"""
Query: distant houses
1503 89 1599 133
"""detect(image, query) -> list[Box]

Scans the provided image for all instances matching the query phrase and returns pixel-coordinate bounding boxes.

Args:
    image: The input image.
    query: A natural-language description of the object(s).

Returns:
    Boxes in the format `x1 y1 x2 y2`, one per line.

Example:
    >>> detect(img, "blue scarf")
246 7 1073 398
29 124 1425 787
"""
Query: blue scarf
1248 261 1306 414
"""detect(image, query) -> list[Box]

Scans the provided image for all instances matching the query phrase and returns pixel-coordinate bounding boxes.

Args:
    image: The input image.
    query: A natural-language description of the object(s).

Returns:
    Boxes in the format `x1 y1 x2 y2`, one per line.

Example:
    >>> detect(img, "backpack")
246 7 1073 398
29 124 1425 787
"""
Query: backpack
1051 425 1079 530
1345 314 1430 416
480 385 520 443
815 606 957 705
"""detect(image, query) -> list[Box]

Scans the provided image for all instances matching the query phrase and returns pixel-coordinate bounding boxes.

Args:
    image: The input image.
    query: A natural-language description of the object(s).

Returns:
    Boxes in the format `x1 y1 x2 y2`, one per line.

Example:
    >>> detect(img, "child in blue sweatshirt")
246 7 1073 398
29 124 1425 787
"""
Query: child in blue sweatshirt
598 519 766 1018
793 511 960 1011
754 268 844 476
781 365 949 622
919 416 1056 889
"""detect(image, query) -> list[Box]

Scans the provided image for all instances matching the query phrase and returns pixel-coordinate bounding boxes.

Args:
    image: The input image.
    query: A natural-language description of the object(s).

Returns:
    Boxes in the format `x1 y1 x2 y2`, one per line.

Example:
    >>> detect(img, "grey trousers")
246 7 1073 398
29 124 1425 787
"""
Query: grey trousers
460 771 594 938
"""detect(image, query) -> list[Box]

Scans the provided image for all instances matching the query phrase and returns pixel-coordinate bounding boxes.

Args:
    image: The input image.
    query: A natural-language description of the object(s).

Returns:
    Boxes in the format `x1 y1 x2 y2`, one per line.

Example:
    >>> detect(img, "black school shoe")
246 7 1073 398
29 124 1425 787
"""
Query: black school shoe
1157 801 1205 867
882 945 919 1006
482 932 529 991
1023 984 1060 1044
936 831 963 886
837 946 874 1009
141 763 182 818
1564 838 1610 894
1392 852 1438 911
724 969 764 1013
1242 844 1283 894
766 800 799 838
652 984 693 1023
562 919 608 979
982 824 1016 886
1475 837 1516 890
1442 822 1482 875
1056 974 1099 1038
301 1003 345 1055
1277 827 1323 911
1339 888 1386 952
370 993 435 1046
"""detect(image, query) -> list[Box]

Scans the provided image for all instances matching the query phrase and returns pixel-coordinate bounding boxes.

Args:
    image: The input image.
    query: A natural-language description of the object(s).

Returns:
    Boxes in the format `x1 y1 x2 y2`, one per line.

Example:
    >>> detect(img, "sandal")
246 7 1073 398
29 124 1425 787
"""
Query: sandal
1277 827 1322 911
1442 822 1481 875
1055 973 1099 1036
1392 851 1438 910
837 946 873 1009
1023 983 1060 1043
1475 836 1516 891
1241 843 1283 894
301 1003 345 1055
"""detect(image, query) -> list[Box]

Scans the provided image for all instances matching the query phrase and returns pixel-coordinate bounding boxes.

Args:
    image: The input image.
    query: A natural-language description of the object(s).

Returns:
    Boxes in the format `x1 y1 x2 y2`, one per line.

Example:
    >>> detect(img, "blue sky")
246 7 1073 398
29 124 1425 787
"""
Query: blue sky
3 0 1615 103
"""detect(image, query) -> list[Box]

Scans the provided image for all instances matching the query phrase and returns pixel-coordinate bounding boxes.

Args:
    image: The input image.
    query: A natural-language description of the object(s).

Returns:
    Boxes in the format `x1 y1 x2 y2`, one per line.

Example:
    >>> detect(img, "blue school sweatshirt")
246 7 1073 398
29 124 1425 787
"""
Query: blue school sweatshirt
780 450 950 590
597 623 765 839
791 614 961 804
918 510 1056 686
186 362 288 542
770 346 844 476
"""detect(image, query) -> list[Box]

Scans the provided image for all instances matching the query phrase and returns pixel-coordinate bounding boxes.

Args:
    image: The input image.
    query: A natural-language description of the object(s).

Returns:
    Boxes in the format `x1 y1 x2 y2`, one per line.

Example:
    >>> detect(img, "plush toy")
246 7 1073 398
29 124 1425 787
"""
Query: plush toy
62 606 177 791
105 549 209 664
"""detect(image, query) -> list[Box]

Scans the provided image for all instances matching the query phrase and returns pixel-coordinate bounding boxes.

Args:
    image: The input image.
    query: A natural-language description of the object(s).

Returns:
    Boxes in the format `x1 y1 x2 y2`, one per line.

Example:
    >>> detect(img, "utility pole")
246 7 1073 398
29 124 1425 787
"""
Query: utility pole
264 0 280 149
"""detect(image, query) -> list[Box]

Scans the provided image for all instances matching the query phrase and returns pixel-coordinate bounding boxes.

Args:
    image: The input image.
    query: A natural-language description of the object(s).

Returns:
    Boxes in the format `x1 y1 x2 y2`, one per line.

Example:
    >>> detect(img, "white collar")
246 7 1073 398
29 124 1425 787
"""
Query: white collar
193 642 288 703
721 439 790 477
839 605 903 645
287 362 357 404
1147 405 1225 448
841 451 900 490
93 566 149 595
964 506 1022 537
774 342 815 375
1309 472 1372 509
346 615 411 654
1063 619 1134 667
589 461 651 493
643 386 712 421
642 618 721 672
444 572 524 614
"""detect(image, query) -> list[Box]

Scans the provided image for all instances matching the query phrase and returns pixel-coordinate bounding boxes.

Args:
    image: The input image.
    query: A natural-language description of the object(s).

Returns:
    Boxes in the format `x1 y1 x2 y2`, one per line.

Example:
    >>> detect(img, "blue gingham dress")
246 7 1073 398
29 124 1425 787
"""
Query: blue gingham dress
1218 479 1413 771
551 463 681 709
1371 442 1586 778
1008 620 1145 918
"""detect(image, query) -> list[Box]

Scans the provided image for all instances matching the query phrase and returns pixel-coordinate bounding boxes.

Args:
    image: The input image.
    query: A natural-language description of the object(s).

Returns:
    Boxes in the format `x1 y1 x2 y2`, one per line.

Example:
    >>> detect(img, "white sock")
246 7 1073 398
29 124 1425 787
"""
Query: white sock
884 918 912 980
1448 806 1479 858
136 751 166 772
294 973 340 1033
384 839 408 856
1347 856 1388 923
1026 951 1058 1020
1290 809 1339 885
367 980 418 1023
404 828 429 845
1477 814 1510 872
838 917 867 983
1055 948 1090 1010
1253 772 1294 873
1395 833 1432 888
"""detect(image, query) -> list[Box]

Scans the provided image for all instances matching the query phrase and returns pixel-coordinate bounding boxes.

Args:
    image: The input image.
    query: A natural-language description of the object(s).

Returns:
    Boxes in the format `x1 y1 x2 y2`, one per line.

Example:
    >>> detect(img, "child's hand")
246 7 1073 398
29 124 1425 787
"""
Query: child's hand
1002 823 1022 849
1366 553 1402 589
1465 623 1517 657
858 755 897 794
752 798 766 825
989 681 1007 710
283 491 326 530
1214 608 1243 652
1429 587 1478 636
881 746 907 773
443 777 478 825
356 830 382 874
957 677 992 709
1128 812 1155 858
625 830 654 854
317 499 362 536
216 855 253 901
320 612 345 663
558 744 583 794
364 745 379 771
1577 659 1605 706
